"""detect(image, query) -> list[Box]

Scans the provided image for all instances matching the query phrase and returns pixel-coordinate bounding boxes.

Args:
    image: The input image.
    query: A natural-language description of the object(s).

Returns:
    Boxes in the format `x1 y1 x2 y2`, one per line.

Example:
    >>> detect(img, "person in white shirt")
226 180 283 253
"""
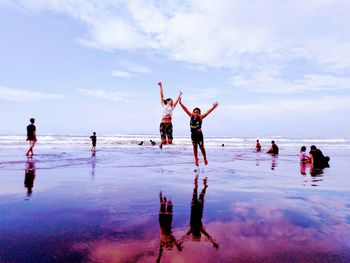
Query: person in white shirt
158 82 182 149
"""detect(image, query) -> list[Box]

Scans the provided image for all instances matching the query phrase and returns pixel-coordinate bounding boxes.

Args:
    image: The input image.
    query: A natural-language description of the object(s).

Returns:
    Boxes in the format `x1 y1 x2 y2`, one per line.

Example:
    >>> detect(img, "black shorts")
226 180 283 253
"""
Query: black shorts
191 131 204 146
160 123 173 140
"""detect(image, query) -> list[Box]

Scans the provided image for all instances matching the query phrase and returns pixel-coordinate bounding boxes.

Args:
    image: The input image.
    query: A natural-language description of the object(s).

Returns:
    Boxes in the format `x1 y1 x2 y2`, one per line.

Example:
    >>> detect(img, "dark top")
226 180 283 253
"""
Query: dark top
27 124 36 141
90 135 97 145
309 149 329 168
267 144 279 154
190 116 202 133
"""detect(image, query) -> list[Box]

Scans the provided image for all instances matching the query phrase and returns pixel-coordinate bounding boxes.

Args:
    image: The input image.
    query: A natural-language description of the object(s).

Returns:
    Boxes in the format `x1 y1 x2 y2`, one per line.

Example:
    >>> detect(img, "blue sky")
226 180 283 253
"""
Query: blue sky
0 0 350 137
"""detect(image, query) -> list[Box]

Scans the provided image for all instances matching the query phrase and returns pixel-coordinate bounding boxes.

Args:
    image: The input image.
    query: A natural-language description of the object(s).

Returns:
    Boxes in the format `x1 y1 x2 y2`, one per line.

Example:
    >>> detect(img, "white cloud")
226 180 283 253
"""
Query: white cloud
77 88 137 102
227 96 350 114
8 0 350 92
111 70 132 78
0 86 63 101
231 72 350 93
111 60 152 78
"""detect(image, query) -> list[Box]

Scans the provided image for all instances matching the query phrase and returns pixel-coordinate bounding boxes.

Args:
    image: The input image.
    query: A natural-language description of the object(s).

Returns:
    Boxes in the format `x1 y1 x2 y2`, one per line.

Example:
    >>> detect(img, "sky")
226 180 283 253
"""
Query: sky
0 0 350 137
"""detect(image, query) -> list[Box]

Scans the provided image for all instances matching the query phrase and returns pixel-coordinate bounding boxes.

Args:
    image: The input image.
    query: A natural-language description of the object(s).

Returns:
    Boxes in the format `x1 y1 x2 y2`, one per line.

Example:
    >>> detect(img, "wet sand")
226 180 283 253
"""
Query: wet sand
0 145 350 262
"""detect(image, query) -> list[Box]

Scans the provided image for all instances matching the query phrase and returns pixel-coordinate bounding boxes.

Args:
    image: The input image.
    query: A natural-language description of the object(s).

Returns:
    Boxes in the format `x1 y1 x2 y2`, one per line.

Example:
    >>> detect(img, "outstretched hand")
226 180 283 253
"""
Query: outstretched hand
158 82 163 87
213 102 219 108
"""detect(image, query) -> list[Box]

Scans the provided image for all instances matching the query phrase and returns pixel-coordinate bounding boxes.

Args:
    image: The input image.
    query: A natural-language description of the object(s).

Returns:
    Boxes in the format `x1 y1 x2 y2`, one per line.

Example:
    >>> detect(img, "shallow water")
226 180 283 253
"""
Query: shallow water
0 137 350 262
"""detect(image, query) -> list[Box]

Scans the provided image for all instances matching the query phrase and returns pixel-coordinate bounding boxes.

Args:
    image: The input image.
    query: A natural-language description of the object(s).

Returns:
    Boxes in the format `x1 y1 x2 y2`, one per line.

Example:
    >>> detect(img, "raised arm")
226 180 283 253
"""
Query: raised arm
158 82 164 105
179 99 192 117
201 102 219 119
173 91 183 108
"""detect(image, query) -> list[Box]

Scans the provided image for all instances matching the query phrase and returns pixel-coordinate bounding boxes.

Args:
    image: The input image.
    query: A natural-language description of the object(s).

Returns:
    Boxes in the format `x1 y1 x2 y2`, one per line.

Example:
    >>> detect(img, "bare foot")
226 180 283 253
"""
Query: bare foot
204 158 208 165
195 158 199 166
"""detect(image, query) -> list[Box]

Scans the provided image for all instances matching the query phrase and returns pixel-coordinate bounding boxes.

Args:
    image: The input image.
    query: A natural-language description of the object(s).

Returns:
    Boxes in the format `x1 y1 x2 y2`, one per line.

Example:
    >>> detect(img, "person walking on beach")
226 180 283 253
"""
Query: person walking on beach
26 118 37 156
90 132 97 153
267 140 279 154
179 99 219 166
178 176 219 250
256 139 262 151
156 191 182 263
158 82 182 149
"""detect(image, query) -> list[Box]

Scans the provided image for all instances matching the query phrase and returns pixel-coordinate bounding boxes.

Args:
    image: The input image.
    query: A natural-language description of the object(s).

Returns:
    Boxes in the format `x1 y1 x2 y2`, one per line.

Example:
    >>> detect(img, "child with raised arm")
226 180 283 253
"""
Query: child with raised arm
179 99 219 166
158 82 182 149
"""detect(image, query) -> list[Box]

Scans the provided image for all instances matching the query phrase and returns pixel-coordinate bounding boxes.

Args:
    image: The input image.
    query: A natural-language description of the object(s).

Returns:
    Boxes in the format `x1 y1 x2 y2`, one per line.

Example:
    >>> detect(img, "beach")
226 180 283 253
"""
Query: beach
0 135 350 263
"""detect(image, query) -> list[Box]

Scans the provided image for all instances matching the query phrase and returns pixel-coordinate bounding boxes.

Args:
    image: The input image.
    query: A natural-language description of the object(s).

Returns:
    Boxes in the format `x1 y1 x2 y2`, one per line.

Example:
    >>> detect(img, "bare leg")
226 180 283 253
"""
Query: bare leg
167 138 172 144
199 145 208 165
26 141 35 156
193 143 199 166
159 139 166 149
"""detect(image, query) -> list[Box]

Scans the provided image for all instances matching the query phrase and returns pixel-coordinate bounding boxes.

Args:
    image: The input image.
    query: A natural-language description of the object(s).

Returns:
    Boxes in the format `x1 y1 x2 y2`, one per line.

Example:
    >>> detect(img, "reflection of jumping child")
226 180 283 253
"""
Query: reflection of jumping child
179 99 219 166
178 175 219 249
158 82 182 149
156 191 182 263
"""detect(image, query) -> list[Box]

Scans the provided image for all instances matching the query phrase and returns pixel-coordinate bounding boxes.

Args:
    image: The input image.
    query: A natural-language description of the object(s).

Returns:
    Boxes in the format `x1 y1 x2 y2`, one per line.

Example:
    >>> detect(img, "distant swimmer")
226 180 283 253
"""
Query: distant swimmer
300 146 310 162
26 118 37 156
90 132 97 153
221 144 224 147
150 140 156 146
179 98 219 166
158 82 182 149
267 140 279 154
256 139 261 151
138 141 144 146
309 145 330 168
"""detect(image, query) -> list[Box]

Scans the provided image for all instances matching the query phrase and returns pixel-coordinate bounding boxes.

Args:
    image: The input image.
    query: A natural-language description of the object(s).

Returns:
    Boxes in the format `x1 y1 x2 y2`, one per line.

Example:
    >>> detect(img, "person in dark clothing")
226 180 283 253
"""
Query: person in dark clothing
178 175 219 250
267 140 279 154
26 118 37 156
156 191 182 263
138 141 144 146
90 132 97 153
309 145 330 168
150 140 156 146
179 99 219 166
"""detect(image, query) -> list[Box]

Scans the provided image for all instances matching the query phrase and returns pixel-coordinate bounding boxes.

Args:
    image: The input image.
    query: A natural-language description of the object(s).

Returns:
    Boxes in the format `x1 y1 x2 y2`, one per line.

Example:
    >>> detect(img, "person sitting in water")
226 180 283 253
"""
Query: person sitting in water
150 140 156 146
267 140 279 154
256 139 262 151
138 141 144 146
309 145 330 168
299 146 310 162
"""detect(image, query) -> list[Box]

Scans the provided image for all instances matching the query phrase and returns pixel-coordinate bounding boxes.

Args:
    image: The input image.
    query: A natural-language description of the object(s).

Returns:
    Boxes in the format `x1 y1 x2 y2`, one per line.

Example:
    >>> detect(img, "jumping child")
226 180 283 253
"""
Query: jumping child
179 99 219 166
158 82 182 149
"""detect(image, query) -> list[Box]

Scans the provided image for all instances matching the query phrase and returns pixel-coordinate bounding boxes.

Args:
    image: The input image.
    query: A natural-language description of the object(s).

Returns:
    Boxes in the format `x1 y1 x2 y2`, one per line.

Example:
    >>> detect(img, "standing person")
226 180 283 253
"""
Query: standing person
26 118 37 156
90 132 97 153
158 82 182 149
179 99 219 166
267 140 279 154
256 139 262 151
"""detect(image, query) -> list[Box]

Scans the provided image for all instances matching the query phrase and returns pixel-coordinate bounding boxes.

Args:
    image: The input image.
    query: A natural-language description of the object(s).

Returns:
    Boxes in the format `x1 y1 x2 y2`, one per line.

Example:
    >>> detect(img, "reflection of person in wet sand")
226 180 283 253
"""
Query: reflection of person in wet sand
156 191 182 263
24 158 36 196
179 176 219 250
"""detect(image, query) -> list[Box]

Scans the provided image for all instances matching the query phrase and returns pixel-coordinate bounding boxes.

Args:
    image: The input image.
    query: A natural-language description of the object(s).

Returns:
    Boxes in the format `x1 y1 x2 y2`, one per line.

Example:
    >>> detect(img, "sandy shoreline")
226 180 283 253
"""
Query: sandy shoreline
0 144 350 262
